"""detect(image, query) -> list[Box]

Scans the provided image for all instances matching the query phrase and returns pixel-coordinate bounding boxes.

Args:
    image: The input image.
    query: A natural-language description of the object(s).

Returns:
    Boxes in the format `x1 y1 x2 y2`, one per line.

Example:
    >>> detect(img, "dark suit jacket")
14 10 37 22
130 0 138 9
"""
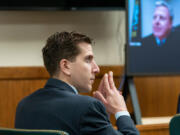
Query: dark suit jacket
15 78 139 135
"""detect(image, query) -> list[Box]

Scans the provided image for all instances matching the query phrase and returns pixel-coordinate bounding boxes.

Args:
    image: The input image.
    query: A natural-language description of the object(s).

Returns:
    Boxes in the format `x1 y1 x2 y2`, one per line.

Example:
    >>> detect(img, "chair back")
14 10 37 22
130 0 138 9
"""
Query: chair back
169 114 180 135
0 127 69 135
177 94 180 113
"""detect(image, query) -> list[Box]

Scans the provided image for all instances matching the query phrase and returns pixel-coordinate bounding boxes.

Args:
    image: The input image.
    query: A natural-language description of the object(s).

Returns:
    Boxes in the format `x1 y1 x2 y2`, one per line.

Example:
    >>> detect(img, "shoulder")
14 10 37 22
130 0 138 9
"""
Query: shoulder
167 29 180 43
142 34 155 43
141 34 156 47
16 88 43 107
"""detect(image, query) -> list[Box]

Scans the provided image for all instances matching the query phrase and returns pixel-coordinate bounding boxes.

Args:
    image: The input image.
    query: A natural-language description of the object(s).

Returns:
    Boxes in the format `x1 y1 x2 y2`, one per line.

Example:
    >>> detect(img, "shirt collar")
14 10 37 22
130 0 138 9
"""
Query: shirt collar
155 37 166 46
45 78 78 94
68 84 78 94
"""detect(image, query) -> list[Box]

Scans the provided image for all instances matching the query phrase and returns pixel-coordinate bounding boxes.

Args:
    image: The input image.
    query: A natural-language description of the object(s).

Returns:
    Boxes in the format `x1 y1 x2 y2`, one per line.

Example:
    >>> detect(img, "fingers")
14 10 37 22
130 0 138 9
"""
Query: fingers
95 71 128 114
93 91 107 105
98 72 115 95
97 71 116 99
108 71 116 90
98 74 104 92
119 91 122 95
103 73 111 93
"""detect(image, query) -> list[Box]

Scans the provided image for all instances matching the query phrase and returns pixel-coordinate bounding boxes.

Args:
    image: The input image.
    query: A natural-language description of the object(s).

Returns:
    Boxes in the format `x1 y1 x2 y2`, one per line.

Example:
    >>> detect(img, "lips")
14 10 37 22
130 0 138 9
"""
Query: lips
90 78 95 84
153 27 162 32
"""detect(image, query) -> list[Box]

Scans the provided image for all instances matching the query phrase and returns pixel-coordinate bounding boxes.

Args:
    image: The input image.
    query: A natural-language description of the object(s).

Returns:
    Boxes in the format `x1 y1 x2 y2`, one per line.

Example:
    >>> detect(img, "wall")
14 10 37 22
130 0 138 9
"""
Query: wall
0 11 125 66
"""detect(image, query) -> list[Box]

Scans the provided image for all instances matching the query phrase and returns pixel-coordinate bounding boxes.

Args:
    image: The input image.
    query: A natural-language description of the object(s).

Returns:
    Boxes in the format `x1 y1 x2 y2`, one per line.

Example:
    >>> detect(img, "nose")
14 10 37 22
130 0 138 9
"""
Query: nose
155 19 160 24
154 16 160 25
92 60 100 74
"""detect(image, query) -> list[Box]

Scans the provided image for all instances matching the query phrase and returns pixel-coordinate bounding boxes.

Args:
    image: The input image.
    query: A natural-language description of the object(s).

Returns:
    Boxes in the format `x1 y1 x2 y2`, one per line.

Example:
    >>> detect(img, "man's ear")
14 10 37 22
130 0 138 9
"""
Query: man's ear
59 59 71 76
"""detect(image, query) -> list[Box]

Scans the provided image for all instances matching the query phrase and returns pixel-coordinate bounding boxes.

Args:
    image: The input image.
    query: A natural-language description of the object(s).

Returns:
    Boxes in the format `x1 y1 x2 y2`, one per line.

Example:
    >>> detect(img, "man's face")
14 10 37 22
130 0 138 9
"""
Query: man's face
69 42 100 93
153 6 172 40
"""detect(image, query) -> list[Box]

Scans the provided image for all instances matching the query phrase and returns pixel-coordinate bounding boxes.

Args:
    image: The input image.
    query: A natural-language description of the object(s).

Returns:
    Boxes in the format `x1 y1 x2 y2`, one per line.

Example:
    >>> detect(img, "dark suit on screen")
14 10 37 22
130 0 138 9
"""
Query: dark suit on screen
130 30 180 74
15 78 139 135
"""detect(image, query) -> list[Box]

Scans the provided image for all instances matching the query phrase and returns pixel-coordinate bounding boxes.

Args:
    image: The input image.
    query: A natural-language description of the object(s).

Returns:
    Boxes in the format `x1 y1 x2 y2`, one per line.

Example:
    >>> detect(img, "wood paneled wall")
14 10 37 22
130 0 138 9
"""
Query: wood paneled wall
136 124 169 135
0 66 179 129
0 67 49 128
135 76 179 117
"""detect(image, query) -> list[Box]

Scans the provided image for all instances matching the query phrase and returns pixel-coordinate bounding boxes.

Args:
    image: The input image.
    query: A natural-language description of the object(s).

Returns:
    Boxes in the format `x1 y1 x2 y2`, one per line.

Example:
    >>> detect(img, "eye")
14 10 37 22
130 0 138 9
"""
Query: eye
85 55 93 63
160 16 166 21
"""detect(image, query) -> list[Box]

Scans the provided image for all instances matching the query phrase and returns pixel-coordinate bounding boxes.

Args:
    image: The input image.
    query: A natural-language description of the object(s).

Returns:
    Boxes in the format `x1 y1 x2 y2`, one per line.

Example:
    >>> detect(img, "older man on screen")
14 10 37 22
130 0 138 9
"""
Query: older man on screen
142 1 173 47
135 0 180 73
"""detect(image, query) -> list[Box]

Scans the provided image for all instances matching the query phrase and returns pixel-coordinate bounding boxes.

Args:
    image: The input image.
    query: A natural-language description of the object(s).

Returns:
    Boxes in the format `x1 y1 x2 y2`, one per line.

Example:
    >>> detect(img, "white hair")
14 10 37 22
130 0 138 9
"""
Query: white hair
155 0 173 21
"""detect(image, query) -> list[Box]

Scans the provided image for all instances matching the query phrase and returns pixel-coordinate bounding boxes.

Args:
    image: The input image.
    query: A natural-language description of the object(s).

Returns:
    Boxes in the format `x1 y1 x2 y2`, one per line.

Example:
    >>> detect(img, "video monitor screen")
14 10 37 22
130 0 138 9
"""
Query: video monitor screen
126 0 180 76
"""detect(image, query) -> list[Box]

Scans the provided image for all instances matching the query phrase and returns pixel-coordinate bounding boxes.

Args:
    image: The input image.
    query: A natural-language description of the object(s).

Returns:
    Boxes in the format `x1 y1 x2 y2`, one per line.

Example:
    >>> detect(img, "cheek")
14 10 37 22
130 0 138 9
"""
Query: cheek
162 20 169 27
73 65 91 79
82 63 92 72
166 23 172 29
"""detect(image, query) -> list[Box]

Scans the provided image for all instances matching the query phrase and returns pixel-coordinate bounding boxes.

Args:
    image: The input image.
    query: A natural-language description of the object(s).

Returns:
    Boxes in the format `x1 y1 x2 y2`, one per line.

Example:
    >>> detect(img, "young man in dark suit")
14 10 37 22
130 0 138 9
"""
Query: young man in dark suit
15 31 139 135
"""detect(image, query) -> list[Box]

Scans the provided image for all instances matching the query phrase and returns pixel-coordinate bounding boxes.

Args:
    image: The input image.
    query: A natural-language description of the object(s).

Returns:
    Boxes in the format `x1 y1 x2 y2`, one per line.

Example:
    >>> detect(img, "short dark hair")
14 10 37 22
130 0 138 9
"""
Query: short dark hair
42 31 93 76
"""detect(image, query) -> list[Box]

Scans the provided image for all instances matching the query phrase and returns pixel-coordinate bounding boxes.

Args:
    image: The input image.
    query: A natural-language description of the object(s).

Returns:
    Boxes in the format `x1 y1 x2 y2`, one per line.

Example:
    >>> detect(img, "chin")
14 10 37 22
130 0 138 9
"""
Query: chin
154 33 162 38
84 87 92 93
79 87 92 93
